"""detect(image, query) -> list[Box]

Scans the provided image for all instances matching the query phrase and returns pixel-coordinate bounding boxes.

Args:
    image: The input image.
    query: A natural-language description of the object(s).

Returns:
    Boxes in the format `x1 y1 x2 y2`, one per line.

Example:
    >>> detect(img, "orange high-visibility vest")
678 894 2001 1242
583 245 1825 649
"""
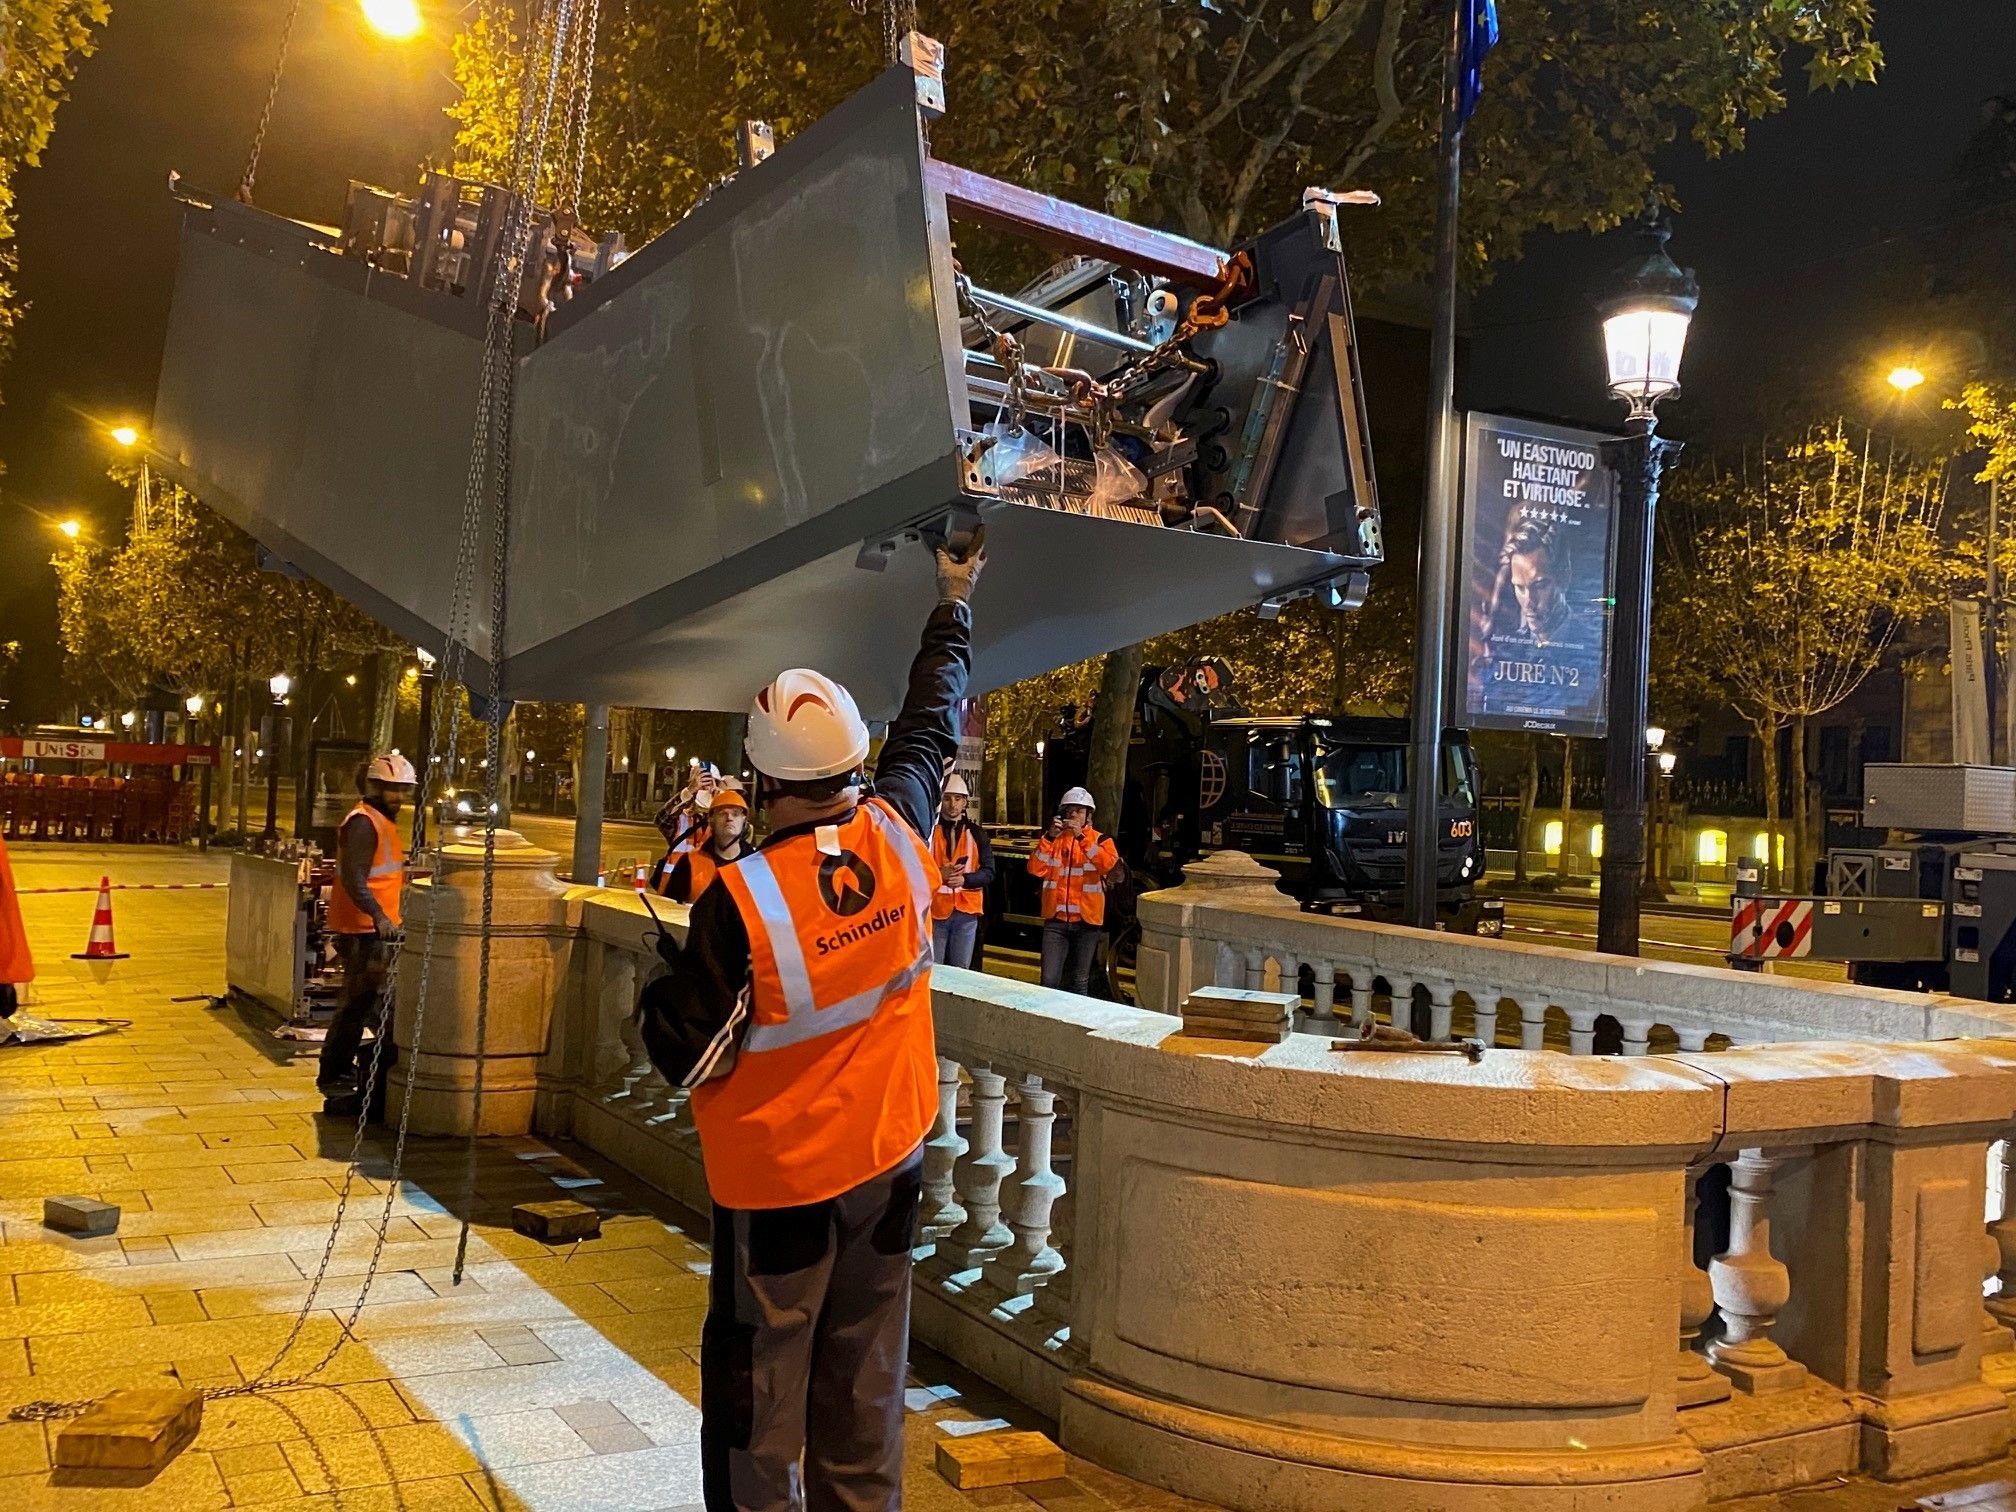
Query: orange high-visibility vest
930 821 983 920
1029 827 1117 927
327 803 405 934
697 797 937 1209
0 834 32 984
650 838 694 898
657 841 743 905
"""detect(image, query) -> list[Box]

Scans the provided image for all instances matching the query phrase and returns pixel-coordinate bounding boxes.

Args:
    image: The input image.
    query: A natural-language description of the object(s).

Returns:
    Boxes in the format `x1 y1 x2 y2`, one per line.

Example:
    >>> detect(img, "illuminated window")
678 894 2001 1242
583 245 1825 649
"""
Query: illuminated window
1543 820 1563 855
1698 829 1728 866
1588 824 1603 859
1751 832 1769 861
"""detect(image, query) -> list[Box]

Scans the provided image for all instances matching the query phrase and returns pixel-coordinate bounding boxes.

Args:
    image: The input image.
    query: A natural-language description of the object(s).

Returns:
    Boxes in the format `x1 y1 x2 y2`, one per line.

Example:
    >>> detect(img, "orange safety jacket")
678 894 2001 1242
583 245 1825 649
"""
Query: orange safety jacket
650 838 694 898
696 796 937 1209
327 803 405 934
655 840 746 905
0 834 31 984
1028 826 1119 927
930 821 984 920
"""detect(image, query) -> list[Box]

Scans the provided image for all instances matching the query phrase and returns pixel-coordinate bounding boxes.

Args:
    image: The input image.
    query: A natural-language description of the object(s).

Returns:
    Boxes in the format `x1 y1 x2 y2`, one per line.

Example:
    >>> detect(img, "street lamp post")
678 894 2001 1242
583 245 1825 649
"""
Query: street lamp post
262 673 291 843
186 693 211 852
1595 207 1698 957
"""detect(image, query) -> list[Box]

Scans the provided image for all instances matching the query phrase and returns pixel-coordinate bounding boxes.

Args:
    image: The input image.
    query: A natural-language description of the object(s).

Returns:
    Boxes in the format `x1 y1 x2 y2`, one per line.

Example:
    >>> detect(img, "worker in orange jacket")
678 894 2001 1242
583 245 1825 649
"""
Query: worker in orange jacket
929 771 993 968
650 784 750 903
319 753 417 1093
0 832 32 1017
1028 784 1120 995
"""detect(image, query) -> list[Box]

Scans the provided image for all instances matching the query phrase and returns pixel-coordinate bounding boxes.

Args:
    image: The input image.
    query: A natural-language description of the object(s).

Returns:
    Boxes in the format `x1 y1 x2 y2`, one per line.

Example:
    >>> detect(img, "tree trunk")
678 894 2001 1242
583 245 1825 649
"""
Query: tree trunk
1086 644 1145 833
1559 737 1575 872
1514 734 1538 884
497 707 518 824
235 673 254 838
370 649 399 754
216 646 243 837
632 715 653 817
1757 718 1782 891
993 748 1009 826
1790 713 1810 893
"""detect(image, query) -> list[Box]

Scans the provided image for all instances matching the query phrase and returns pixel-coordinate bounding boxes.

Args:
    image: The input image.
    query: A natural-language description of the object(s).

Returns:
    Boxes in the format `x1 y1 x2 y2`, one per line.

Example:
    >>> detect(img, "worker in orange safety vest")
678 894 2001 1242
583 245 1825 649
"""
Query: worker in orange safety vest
0 832 32 1017
634 529 985 1512
319 752 417 1093
929 771 993 968
650 783 750 903
1028 783 1120 995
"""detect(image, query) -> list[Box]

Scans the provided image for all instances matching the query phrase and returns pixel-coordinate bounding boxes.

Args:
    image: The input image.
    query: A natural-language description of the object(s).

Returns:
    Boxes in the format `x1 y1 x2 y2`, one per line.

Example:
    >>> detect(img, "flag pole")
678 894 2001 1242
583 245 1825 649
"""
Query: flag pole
1403 0 1473 931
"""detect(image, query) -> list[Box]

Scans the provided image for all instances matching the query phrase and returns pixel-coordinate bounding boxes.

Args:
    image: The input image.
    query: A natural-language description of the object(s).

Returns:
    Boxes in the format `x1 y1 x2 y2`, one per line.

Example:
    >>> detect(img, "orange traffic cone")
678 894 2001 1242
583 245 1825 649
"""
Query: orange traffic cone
71 877 129 961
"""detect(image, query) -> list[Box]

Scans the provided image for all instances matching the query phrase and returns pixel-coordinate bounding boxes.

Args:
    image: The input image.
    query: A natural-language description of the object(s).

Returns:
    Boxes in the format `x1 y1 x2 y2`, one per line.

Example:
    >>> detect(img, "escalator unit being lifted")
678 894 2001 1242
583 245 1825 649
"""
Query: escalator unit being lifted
151 62 1384 716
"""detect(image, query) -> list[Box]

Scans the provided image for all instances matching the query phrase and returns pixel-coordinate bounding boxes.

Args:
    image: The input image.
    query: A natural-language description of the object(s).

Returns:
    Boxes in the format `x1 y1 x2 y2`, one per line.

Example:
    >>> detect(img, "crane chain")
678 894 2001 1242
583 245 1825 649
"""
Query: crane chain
237 0 304 204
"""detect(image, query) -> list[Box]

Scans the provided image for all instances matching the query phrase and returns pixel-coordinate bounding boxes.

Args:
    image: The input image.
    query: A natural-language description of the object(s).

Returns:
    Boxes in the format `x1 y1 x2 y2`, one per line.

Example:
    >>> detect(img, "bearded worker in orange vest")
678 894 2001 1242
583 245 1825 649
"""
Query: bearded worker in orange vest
318 753 417 1093
640 530 984 1512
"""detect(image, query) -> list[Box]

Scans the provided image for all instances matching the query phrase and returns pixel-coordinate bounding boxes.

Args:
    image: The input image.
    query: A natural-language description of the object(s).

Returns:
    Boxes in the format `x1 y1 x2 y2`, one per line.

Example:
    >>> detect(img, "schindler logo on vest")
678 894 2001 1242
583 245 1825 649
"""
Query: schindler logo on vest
817 852 877 917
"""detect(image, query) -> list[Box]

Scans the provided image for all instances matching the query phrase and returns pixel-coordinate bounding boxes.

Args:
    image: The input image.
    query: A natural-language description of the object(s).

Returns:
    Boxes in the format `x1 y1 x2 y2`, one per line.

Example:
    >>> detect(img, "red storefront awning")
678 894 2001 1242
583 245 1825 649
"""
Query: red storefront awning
0 738 219 767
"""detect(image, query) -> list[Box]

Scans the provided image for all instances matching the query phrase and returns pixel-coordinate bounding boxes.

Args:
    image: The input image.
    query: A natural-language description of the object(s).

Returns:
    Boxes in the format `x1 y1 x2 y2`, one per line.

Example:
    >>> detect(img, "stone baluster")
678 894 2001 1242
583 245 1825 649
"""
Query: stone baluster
1563 998 1599 1056
1426 981 1455 1043
594 947 640 1095
1244 948 1267 991
1987 1136 2016 1336
1678 1166 1732 1407
1470 987 1500 1049
1519 998 1550 1051
1386 975 1415 1037
1307 962 1339 1029
1214 940 1238 989
983 1075 1066 1294
1675 1025 1712 1054
1348 974 1374 1029
946 1065 1015 1268
1619 1018 1655 1057
920 1057 967 1242
1031 1170 1075 1333
1706 1149 1807 1393
1278 952 1301 1010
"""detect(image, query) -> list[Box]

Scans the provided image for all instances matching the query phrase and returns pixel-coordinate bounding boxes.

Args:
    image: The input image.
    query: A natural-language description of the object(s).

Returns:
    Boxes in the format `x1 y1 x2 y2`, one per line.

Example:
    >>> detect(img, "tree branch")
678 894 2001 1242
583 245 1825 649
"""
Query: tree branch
1335 0 1410 183
1191 0 1369 142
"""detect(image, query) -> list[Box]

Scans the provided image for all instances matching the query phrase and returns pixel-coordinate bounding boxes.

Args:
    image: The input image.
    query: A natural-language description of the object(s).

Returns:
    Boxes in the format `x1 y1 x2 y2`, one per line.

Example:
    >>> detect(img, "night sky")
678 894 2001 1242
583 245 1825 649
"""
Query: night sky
0 1 2007 722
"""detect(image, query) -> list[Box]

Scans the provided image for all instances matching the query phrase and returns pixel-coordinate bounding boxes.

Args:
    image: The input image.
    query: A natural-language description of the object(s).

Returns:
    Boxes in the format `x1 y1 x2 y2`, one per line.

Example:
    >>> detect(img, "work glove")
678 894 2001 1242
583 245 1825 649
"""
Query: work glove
935 525 987 605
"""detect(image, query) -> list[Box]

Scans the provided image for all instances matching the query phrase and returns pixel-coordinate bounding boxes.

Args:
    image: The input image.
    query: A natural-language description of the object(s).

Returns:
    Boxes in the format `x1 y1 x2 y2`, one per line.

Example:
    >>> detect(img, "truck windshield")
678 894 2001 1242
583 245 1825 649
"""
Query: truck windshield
1314 742 1476 810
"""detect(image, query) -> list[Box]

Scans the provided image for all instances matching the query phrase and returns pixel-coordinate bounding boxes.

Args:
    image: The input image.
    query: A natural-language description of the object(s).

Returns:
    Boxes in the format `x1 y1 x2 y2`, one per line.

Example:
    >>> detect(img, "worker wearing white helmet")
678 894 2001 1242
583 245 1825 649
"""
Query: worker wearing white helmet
637 527 986 1512
1029 782 1121 995
930 770 994 968
319 751 418 1094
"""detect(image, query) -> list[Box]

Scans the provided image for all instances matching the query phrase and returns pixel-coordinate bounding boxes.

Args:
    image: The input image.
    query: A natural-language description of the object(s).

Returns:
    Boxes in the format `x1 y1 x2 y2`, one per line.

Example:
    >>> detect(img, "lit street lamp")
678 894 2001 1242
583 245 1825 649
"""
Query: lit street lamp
1596 205 1698 957
1886 366 1926 395
263 674 292 841
110 425 140 448
56 519 80 540
359 0 422 39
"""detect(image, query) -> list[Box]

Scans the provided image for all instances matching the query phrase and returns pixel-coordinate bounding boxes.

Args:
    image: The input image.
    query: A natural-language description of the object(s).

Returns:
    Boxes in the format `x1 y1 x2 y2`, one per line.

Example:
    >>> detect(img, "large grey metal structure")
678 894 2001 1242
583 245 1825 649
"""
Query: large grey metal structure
153 65 1383 716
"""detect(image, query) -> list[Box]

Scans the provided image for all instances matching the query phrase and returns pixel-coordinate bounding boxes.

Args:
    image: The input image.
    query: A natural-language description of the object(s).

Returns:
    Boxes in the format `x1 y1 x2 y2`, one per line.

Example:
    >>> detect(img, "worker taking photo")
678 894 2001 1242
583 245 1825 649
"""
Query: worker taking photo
1029 784 1121 995
929 772 994 968
649 781 750 904
635 528 984 1512
318 753 417 1094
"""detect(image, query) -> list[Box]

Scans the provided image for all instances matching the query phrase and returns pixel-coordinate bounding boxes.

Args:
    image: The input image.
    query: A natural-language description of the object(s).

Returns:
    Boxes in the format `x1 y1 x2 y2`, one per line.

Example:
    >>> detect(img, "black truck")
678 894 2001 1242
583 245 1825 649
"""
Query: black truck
986 672 1500 994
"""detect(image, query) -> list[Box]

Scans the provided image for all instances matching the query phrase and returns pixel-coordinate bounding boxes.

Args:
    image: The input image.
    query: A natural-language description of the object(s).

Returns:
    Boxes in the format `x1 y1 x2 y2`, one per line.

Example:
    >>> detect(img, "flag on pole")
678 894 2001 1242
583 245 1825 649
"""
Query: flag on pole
1457 0 1499 126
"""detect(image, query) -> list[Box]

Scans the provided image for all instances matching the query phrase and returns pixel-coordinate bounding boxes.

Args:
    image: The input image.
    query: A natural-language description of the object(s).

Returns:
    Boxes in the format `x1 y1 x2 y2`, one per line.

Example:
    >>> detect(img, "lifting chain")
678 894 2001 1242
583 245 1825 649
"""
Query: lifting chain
237 0 303 204
8 0 593 1429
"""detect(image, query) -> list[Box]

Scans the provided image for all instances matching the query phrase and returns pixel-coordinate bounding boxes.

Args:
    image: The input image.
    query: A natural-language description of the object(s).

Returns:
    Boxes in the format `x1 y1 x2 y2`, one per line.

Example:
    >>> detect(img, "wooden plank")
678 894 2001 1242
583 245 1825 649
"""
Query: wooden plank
925 159 1226 284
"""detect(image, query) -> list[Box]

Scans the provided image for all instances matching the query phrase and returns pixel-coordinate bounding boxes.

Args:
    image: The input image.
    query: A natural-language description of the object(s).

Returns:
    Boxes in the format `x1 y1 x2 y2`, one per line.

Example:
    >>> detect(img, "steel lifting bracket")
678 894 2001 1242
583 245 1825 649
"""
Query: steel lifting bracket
1258 568 1369 620
854 505 982 572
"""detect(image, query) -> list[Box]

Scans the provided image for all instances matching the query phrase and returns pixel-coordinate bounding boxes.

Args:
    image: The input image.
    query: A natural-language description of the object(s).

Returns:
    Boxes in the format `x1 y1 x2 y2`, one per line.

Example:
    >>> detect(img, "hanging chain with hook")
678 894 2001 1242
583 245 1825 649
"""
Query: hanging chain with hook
237 0 304 203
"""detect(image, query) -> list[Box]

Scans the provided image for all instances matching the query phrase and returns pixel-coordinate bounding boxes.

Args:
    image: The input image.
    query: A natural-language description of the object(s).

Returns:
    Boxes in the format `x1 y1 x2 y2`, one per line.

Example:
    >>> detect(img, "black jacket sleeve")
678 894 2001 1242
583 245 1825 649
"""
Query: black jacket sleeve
873 599 972 838
636 882 751 1086
962 822 995 893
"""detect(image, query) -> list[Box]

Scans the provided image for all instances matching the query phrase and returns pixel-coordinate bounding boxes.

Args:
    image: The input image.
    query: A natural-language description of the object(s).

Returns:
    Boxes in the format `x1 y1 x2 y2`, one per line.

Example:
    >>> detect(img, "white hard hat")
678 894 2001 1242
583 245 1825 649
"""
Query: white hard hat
1059 786 1095 811
367 752 418 785
746 668 870 781
943 772 970 798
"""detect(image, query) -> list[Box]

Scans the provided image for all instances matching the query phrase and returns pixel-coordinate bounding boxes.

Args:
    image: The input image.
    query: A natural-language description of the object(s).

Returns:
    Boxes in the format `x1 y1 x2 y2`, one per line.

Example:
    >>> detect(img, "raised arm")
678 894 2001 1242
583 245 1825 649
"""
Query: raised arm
873 532 986 836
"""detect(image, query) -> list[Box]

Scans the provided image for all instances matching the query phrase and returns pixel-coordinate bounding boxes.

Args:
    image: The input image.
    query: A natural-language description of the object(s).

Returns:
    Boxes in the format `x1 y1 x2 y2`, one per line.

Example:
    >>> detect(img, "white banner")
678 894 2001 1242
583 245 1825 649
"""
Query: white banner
1952 596 1991 765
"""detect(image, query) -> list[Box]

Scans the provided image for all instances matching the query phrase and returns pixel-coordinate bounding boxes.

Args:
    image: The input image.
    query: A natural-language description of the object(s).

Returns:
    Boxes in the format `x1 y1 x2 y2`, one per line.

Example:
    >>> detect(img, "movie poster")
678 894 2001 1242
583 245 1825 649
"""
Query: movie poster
1455 413 1618 737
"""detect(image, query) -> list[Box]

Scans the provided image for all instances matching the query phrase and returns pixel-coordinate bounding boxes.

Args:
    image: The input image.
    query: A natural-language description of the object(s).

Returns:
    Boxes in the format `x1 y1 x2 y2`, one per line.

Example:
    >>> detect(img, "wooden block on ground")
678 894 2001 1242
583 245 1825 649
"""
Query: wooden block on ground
512 1199 602 1243
54 1388 202 1471
935 1430 1067 1489
44 1195 120 1236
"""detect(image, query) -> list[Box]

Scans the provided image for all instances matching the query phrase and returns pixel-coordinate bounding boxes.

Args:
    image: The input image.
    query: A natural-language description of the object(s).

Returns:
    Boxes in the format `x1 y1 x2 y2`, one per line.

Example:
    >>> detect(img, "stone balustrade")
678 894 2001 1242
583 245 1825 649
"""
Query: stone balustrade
411 841 2016 1509
1136 851 2016 1053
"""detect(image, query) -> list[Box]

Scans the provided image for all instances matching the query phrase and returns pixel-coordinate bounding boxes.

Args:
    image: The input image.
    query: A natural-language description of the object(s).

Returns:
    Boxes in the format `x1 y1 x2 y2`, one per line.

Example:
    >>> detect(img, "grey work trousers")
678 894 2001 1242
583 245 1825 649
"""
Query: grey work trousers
701 1146 923 1512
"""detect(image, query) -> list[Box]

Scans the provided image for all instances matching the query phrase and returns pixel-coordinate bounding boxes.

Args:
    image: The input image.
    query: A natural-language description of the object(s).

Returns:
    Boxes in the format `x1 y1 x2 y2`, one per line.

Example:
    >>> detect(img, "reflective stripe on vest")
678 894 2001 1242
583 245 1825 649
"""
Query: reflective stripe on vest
327 803 405 933
735 803 933 1053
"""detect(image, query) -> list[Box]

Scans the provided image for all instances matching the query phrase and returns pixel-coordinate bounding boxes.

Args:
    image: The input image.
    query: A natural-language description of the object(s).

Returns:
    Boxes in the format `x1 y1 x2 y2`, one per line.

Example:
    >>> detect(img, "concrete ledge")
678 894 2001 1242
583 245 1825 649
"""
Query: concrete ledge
1061 1374 1706 1512
1680 1386 1859 1502
1859 1382 2012 1481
